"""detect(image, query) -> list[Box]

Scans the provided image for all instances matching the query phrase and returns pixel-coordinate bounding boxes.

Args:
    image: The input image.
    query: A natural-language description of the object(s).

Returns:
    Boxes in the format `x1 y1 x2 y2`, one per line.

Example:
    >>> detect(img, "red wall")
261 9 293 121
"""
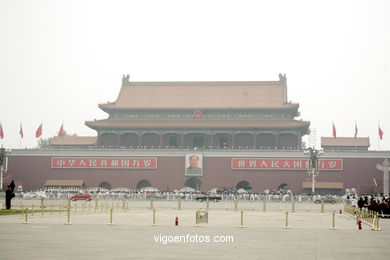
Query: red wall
6 153 389 194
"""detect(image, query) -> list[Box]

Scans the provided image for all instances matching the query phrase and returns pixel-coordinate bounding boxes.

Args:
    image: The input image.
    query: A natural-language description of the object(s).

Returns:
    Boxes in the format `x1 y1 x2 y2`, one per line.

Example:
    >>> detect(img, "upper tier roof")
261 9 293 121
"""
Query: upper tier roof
99 74 299 111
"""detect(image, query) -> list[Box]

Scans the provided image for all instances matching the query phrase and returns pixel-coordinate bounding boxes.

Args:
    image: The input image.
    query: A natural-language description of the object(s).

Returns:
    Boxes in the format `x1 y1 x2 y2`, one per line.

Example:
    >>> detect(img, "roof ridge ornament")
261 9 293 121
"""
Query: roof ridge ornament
122 74 130 85
278 73 287 82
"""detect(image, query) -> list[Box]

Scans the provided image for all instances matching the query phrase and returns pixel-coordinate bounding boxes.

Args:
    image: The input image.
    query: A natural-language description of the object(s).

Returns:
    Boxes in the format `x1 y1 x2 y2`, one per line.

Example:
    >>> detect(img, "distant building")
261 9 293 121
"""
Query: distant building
321 137 370 151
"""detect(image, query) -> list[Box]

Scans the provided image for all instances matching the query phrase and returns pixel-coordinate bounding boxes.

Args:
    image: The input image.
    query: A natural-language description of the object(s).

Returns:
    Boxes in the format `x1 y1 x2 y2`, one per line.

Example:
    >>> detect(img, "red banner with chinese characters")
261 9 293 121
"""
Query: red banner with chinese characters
231 158 342 171
51 157 157 169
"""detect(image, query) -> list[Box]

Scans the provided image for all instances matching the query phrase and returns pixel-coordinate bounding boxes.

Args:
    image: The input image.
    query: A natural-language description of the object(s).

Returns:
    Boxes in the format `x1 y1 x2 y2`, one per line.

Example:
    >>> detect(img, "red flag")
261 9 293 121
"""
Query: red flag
354 122 358 138
58 124 64 137
332 122 337 138
379 125 384 140
0 122 4 139
35 123 42 138
19 123 24 138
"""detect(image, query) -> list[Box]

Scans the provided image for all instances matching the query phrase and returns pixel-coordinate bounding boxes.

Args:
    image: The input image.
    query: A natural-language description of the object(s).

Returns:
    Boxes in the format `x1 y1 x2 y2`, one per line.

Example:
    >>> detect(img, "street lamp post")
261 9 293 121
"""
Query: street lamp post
0 147 8 191
305 148 322 194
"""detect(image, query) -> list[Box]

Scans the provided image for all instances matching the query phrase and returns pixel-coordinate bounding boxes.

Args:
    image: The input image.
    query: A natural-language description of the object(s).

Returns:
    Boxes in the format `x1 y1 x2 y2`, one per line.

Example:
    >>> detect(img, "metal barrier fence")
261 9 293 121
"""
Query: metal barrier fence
14 197 345 214
344 205 381 231
14 198 385 231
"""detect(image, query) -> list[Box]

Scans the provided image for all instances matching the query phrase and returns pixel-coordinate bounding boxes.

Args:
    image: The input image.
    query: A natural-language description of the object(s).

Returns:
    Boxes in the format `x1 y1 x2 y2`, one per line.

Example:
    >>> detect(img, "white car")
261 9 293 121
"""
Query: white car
23 191 47 199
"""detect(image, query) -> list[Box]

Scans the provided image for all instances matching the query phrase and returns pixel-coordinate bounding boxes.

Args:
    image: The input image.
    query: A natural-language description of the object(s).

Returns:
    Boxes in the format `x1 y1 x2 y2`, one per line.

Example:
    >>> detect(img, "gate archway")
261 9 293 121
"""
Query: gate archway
236 180 252 191
278 183 289 191
136 180 152 190
99 181 112 190
184 177 202 191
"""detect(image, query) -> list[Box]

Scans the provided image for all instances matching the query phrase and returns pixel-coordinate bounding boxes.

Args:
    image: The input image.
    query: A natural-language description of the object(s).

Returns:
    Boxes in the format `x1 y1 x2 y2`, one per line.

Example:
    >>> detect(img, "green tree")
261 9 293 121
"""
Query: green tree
36 130 78 149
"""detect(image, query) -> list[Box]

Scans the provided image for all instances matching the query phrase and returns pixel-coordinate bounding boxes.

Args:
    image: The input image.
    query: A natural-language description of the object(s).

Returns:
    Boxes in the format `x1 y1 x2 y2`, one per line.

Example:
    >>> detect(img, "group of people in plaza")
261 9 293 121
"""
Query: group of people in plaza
352 195 390 217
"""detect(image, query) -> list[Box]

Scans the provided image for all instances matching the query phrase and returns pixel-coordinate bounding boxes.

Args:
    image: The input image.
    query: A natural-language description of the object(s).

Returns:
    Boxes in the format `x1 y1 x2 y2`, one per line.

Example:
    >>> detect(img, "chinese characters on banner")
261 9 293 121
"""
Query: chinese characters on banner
231 158 343 170
51 157 157 169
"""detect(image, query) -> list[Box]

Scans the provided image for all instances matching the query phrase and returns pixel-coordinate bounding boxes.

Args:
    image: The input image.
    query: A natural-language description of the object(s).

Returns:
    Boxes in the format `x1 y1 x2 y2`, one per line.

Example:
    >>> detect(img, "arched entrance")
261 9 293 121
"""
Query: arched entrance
99 181 112 190
278 183 289 191
236 180 252 191
184 177 202 191
136 180 152 190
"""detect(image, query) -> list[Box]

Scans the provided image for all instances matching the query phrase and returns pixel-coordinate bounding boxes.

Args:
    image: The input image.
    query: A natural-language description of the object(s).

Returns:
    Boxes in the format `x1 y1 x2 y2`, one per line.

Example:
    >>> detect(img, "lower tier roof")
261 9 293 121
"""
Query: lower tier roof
85 118 310 132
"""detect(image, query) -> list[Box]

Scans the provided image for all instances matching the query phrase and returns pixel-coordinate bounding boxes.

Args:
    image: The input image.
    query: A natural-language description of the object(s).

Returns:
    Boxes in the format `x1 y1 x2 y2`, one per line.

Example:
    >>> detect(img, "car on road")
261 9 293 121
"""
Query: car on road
23 191 47 199
314 196 340 204
71 193 93 201
195 194 222 202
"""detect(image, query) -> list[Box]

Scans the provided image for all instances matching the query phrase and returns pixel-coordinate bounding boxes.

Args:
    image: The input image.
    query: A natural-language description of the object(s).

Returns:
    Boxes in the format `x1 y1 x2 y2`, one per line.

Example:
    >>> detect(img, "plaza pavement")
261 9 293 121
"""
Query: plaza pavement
0 202 390 260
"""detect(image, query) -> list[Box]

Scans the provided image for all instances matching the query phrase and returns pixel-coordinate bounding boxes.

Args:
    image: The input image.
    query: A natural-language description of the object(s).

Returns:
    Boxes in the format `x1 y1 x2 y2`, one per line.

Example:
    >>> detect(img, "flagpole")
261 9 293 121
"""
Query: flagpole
354 120 356 151
378 121 380 151
19 121 22 149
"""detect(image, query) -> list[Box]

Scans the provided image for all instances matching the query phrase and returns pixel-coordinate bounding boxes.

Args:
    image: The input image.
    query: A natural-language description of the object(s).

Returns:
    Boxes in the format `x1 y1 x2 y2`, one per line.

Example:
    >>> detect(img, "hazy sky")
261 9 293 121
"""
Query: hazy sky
0 0 389 150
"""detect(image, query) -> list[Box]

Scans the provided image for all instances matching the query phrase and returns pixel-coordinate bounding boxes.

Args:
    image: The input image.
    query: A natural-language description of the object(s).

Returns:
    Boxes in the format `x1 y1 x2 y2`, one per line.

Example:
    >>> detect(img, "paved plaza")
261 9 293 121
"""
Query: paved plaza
1 201 390 259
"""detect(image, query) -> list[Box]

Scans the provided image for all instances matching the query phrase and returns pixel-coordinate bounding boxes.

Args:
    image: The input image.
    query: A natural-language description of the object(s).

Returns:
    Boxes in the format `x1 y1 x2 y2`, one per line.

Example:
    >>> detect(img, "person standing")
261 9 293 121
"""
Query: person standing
5 180 15 210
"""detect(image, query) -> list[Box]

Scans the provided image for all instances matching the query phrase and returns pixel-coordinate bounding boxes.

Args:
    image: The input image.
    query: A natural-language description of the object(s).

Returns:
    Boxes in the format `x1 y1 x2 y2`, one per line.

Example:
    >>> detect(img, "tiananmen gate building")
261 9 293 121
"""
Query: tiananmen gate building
5 74 390 194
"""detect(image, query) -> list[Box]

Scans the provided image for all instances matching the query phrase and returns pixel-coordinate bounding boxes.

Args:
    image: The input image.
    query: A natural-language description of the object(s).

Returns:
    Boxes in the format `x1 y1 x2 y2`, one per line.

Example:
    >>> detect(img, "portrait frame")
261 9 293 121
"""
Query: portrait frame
184 153 203 176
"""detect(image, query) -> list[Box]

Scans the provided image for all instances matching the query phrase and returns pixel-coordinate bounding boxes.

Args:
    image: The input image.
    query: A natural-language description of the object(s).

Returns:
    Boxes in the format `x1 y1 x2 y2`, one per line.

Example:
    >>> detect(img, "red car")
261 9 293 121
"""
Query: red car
71 193 93 201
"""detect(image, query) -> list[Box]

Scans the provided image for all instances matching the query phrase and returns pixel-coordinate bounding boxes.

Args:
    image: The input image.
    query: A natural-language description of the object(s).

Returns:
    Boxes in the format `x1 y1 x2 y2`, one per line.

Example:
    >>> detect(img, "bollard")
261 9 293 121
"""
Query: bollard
23 208 29 224
40 197 44 210
65 207 71 225
292 201 296 212
50 205 53 216
330 211 337 230
371 212 381 231
95 198 98 209
178 199 182 210
108 208 113 225
239 210 245 228
150 199 154 210
321 200 324 213
206 199 209 211
262 200 266 212
283 211 290 229
151 209 157 226
234 200 238 211
195 209 200 227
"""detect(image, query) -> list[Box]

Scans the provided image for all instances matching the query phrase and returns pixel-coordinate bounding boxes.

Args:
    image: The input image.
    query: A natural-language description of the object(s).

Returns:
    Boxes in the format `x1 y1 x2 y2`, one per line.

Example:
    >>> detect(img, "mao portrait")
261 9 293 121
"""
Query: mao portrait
185 154 203 176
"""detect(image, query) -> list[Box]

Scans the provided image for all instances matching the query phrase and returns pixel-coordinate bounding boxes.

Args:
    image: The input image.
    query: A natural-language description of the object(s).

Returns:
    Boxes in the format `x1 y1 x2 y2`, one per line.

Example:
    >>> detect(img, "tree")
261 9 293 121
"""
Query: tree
36 130 78 149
